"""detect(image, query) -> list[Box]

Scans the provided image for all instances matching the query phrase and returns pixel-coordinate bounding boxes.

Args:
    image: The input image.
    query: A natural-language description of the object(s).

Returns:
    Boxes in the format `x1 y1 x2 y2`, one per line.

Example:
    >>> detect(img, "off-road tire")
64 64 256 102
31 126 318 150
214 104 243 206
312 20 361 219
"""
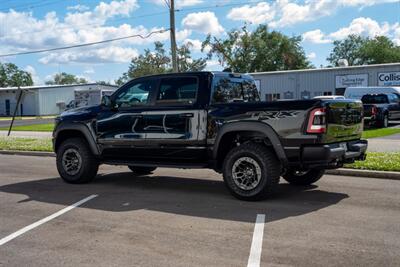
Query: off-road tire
56 137 99 184
222 143 281 201
128 166 156 175
282 169 325 186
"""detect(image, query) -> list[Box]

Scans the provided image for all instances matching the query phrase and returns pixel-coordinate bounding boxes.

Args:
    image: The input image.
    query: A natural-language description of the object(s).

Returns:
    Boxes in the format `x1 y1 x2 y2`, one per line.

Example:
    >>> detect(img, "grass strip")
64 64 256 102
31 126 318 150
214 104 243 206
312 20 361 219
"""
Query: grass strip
0 123 54 132
362 128 400 139
345 152 400 172
0 137 52 152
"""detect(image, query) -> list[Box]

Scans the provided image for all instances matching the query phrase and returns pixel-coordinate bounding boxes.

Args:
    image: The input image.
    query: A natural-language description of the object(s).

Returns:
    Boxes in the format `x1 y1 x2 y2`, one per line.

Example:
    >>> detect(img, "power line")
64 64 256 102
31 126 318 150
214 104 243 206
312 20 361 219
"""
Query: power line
0 0 66 12
0 29 170 58
175 0 266 12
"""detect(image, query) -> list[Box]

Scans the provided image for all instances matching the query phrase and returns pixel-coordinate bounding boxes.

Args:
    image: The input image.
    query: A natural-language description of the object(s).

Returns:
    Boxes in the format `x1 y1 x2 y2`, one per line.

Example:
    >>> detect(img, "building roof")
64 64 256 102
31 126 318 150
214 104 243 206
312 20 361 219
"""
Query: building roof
0 83 118 91
250 62 400 76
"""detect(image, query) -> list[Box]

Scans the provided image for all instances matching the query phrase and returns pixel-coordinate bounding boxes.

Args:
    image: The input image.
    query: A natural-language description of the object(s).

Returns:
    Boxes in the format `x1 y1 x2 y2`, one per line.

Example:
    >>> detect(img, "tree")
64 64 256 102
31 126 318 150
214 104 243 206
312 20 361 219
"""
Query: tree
327 35 367 66
45 72 88 85
0 62 33 87
116 42 206 85
96 80 113 86
202 24 311 73
360 36 400 64
177 42 207 72
327 35 400 66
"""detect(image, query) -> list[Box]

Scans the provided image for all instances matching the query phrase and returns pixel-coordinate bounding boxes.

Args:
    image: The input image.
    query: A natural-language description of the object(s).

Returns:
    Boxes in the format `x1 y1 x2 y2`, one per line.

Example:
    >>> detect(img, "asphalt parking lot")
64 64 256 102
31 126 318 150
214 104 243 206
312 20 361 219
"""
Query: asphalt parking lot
0 155 399 267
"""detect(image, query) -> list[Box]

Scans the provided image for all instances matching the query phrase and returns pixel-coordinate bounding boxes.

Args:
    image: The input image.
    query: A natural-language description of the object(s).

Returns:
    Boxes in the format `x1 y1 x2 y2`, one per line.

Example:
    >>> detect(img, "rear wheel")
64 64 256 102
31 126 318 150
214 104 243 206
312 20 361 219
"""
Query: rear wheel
56 138 99 184
222 143 281 201
379 114 389 128
282 169 325 186
128 166 156 175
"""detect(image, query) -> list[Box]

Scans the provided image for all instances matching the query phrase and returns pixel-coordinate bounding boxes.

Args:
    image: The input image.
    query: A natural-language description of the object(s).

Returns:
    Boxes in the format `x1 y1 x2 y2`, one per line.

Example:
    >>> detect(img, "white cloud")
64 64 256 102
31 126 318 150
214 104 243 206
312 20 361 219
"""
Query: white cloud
227 2 275 24
0 0 189 64
151 0 203 8
24 65 42 85
182 11 224 35
64 0 139 27
84 67 95 74
227 0 398 28
67 4 90 12
307 52 316 60
329 17 390 40
302 29 331 44
38 46 139 64
393 23 400 45
302 17 399 45
205 60 222 71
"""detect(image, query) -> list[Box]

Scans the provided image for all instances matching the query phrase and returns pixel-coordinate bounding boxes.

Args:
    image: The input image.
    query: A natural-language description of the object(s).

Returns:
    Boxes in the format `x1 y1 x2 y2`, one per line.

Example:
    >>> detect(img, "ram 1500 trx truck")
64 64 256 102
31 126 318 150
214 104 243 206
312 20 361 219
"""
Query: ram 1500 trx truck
53 71 367 200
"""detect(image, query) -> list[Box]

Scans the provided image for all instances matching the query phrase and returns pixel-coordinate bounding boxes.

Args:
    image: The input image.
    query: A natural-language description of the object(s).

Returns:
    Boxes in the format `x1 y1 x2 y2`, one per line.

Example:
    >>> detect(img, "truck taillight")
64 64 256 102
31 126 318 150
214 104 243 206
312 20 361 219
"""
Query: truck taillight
371 105 377 116
307 108 326 134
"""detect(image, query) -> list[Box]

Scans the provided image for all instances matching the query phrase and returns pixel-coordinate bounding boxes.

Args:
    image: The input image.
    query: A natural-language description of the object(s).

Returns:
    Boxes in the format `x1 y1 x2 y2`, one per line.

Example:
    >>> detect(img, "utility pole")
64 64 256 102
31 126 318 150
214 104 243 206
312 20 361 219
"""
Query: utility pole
169 0 178 72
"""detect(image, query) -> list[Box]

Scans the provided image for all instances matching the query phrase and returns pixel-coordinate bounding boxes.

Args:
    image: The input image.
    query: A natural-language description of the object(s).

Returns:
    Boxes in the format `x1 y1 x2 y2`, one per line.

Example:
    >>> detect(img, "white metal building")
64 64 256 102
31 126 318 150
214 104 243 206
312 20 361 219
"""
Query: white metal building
0 83 118 116
251 63 400 101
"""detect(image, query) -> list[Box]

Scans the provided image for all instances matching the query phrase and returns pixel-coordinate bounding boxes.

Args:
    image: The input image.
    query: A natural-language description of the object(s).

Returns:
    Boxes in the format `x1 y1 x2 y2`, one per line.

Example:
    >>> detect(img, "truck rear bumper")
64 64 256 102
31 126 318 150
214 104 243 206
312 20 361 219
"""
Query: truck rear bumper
300 140 368 169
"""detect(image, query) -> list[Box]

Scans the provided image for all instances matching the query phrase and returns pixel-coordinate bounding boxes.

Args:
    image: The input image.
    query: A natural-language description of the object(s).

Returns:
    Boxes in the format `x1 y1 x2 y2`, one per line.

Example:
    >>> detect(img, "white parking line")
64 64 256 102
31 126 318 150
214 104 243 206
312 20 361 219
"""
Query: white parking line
0 194 98 246
247 214 266 267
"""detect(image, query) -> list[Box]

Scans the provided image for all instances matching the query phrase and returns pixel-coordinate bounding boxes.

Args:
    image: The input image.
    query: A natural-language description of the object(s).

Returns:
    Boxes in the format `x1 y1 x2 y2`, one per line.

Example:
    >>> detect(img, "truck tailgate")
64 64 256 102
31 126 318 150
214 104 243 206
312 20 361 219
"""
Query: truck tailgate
323 100 364 143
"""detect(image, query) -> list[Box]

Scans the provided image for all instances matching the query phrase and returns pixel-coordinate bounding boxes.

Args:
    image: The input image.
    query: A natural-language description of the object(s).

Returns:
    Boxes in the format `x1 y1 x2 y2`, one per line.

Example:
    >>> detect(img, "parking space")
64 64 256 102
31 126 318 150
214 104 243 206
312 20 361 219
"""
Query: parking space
0 155 400 266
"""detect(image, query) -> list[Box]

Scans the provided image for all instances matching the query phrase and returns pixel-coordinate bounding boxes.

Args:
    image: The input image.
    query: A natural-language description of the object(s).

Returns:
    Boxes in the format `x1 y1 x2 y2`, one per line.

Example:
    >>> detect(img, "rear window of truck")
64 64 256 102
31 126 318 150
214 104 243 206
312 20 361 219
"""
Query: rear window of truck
211 76 260 104
361 94 389 104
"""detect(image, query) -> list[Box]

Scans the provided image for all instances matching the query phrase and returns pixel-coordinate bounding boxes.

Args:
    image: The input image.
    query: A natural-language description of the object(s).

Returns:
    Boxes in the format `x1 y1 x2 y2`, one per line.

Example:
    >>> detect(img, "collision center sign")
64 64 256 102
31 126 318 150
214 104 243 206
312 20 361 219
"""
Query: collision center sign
335 74 368 88
378 72 400 86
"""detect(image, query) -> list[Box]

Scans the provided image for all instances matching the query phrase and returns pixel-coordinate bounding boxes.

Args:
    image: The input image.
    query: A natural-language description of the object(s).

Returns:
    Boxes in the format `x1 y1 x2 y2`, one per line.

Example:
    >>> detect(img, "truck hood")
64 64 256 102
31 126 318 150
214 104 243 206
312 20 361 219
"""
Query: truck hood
58 105 101 121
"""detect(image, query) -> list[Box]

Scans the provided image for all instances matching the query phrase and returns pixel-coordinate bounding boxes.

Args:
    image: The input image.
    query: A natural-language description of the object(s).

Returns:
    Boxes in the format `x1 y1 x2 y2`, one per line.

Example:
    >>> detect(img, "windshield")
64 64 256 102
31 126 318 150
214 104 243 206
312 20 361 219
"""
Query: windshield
361 94 389 104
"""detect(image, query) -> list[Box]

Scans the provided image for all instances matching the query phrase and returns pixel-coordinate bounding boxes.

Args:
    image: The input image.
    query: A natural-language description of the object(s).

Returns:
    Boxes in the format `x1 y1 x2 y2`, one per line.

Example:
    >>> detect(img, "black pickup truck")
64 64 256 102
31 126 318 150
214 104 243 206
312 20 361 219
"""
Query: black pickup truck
53 71 367 200
361 93 400 128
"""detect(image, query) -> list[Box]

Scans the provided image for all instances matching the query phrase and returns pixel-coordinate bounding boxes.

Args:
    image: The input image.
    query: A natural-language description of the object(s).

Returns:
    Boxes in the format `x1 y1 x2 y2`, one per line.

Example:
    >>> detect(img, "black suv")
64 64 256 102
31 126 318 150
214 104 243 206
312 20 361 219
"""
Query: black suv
53 72 367 200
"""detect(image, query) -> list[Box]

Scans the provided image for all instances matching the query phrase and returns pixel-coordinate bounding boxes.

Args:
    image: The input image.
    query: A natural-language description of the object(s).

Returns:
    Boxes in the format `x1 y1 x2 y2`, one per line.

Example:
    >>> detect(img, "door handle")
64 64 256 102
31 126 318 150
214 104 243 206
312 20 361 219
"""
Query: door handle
179 113 194 118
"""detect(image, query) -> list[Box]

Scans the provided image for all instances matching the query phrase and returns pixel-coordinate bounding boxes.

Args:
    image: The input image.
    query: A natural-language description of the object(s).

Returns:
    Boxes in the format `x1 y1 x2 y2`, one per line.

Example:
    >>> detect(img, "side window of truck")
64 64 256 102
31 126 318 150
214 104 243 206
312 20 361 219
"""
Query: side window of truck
156 77 198 105
114 79 156 108
212 77 260 103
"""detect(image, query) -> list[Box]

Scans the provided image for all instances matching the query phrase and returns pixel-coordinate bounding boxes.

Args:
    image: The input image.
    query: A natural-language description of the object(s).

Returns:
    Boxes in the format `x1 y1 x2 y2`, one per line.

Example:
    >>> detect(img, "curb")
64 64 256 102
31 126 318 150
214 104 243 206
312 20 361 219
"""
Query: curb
326 168 400 180
0 150 55 157
0 150 399 180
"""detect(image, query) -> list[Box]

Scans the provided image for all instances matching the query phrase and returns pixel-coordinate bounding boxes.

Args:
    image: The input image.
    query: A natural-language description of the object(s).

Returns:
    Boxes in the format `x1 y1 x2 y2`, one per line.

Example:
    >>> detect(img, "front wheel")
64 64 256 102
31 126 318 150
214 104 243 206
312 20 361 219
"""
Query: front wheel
222 143 281 201
282 169 325 186
56 138 99 184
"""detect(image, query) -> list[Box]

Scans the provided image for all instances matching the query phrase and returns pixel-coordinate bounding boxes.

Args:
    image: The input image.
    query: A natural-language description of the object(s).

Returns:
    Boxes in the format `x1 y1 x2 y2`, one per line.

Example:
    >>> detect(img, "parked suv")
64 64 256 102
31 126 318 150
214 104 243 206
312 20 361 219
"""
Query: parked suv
53 72 367 200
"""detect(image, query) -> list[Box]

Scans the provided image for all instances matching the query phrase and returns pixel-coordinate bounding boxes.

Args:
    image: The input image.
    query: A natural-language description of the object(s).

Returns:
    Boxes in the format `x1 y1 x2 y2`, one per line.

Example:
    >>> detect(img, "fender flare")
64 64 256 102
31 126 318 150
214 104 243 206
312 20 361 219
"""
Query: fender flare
212 121 288 165
54 122 100 155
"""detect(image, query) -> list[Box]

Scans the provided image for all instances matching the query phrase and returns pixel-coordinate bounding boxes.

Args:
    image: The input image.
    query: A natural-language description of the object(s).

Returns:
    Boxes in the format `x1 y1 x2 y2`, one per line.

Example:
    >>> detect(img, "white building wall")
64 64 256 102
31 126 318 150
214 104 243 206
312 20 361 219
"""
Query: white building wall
0 90 37 116
251 63 400 100
37 87 75 115
37 84 117 115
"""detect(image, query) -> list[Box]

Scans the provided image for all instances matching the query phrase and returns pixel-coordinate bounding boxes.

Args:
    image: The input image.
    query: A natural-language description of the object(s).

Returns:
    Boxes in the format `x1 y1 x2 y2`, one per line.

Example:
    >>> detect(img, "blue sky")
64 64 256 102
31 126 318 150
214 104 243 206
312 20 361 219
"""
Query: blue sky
0 0 399 85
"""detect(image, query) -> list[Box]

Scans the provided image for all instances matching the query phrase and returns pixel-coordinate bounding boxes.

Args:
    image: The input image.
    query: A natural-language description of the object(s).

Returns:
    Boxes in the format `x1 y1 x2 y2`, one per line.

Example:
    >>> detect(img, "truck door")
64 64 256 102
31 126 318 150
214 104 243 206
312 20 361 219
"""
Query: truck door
143 76 207 162
96 78 158 160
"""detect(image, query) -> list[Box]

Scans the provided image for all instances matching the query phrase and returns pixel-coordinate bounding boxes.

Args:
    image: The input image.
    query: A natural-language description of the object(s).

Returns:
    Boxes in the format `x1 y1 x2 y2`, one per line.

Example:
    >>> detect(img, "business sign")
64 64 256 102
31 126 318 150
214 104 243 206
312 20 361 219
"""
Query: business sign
378 72 400 86
335 74 368 88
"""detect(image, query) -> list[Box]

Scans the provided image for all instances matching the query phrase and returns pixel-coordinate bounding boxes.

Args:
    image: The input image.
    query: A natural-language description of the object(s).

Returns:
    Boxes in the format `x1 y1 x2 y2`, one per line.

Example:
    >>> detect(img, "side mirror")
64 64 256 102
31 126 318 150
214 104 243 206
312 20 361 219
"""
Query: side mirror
101 95 112 107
